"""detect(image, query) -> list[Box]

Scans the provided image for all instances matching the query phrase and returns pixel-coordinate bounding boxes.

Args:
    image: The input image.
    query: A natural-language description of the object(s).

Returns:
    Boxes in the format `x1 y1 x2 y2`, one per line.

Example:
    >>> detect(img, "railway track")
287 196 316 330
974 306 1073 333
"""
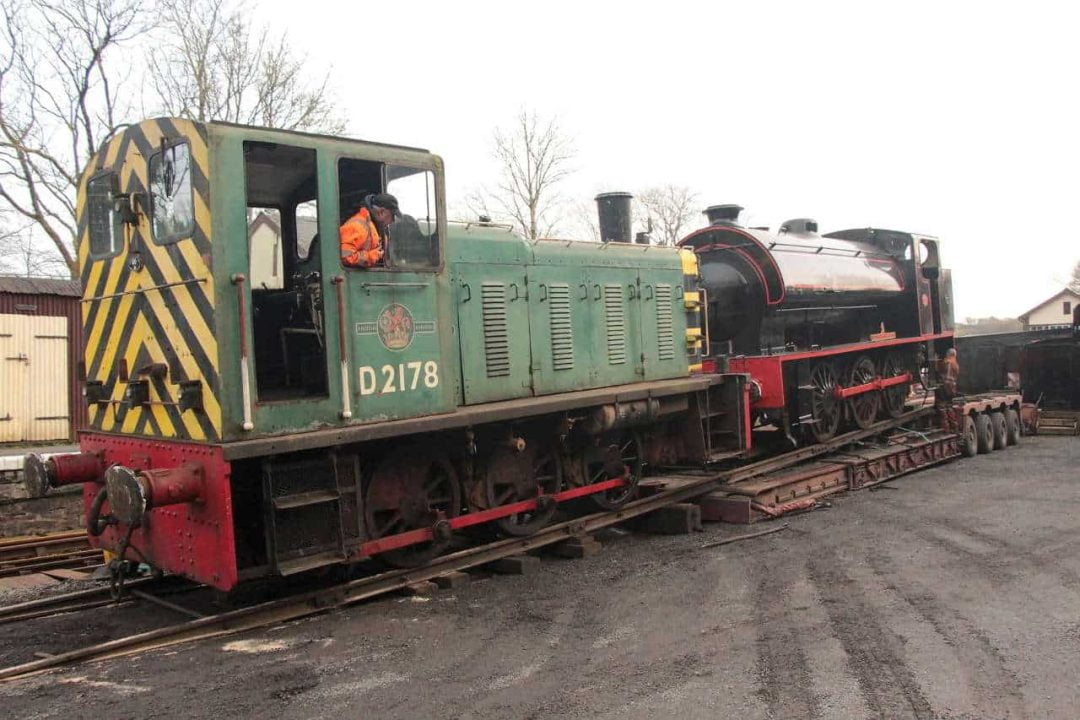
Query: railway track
0 408 940 682
0 530 88 559
0 530 97 578
0 550 102 579
0 577 165 625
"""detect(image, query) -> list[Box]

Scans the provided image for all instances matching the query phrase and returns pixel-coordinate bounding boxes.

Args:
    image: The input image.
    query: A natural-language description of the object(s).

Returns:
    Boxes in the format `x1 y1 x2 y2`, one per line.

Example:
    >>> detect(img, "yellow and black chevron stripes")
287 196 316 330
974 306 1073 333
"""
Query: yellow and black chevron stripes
77 118 221 442
679 248 705 369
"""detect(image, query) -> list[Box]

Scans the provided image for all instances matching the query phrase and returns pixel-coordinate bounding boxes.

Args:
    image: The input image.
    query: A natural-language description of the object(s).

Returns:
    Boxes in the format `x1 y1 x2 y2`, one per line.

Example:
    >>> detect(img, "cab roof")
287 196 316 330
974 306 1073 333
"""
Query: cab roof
205 119 430 154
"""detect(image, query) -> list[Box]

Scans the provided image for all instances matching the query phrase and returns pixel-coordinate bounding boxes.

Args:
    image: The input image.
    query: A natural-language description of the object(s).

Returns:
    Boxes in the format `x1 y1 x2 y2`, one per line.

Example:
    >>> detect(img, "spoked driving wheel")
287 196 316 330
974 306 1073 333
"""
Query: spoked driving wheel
582 430 644 511
880 353 909 419
848 355 880 430
483 439 564 537
364 446 461 568
808 361 842 442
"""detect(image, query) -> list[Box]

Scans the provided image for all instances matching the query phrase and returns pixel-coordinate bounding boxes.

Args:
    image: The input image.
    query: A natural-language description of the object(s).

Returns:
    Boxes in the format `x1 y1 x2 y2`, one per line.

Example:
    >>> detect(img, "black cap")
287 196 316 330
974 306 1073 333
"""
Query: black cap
369 193 400 218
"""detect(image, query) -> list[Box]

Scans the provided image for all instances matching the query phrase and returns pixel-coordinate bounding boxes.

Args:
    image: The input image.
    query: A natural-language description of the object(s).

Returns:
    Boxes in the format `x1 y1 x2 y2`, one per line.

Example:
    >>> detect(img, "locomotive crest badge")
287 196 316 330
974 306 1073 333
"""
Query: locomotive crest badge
377 303 415 350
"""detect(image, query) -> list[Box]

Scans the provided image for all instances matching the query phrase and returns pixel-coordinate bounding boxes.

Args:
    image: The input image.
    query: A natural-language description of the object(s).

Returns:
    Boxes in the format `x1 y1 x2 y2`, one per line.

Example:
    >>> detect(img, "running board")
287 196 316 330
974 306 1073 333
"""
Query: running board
699 428 961 523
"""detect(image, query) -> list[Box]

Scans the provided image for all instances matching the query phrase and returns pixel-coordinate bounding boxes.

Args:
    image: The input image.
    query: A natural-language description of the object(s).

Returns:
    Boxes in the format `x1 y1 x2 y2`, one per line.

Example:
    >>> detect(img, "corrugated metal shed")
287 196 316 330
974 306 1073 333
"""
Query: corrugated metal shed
0 275 85 442
0 276 81 297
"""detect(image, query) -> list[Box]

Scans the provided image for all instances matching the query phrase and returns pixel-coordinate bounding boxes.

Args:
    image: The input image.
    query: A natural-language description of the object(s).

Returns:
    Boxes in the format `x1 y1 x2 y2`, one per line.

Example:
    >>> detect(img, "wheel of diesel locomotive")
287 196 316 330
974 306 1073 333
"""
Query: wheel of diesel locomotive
881 353 910 419
483 439 564 536
847 355 881 430
363 446 461 568
808 361 842 442
582 430 644 511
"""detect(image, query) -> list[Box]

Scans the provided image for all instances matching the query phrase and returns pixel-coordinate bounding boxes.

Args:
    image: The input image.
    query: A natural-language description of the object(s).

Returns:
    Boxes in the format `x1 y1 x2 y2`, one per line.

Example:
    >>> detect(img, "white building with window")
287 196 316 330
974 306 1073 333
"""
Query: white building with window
1018 288 1080 331
248 211 283 290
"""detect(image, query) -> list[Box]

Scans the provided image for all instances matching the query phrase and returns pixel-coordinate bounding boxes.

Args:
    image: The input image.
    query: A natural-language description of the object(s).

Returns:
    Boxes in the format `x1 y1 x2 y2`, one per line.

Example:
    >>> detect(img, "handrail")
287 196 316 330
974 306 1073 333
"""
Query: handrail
359 282 429 295
80 277 208 302
333 276 352 420
230 274 254 431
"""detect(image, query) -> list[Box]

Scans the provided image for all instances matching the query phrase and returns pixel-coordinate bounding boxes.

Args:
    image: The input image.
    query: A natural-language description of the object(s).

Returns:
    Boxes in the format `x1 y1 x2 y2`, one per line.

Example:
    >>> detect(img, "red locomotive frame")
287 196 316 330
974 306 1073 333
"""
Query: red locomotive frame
728 332 953 412
73 431 634 590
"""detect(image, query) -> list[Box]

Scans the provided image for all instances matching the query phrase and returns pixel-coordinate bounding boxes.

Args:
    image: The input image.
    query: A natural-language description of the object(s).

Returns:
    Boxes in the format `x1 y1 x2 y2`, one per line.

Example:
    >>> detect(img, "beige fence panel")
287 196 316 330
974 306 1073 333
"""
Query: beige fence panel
0 314 28 443
0 313 70 443
26 315 70 442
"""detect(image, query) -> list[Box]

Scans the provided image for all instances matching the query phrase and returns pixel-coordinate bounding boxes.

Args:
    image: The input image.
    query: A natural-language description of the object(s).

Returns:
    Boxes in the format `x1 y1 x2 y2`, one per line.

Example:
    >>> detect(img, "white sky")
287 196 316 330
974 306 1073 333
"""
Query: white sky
262 0 1079 320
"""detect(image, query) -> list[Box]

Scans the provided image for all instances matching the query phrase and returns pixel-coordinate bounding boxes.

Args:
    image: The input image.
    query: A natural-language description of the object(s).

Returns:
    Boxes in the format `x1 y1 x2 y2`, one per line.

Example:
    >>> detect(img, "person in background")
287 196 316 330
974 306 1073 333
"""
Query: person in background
340 193 400 268
938 348 960 401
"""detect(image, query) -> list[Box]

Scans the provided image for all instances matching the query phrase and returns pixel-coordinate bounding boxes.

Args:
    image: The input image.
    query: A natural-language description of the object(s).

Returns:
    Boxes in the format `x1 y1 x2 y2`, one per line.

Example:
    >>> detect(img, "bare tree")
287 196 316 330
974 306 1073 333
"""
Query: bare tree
0 0 144 276
470 109 575 240
634 184 700 246
148 0 345 133
0 209 68 275
564 197 600 242
0 230 70 276
1070 260 1080 293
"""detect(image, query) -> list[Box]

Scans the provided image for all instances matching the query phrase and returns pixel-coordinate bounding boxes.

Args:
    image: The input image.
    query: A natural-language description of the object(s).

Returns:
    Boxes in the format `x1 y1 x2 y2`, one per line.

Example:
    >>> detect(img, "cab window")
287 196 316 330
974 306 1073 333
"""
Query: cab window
386 166 438 270
337 158 439 271
86 172 124 258
149 142 195 244
296 200 318 260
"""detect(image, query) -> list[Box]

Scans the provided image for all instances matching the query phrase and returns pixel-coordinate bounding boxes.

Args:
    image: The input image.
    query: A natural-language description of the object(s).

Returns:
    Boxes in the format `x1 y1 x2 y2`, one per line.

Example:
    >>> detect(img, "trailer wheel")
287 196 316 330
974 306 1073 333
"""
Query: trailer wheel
1005 408 1021 445
990 411 1008 450
961 415 978 457
975 413 993 454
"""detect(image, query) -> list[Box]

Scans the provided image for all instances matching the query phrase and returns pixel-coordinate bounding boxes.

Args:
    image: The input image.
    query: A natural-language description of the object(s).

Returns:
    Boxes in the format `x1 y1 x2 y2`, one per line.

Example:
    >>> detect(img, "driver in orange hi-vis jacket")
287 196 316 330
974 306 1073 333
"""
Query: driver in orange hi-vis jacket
340 193 400 268
941 348 959 399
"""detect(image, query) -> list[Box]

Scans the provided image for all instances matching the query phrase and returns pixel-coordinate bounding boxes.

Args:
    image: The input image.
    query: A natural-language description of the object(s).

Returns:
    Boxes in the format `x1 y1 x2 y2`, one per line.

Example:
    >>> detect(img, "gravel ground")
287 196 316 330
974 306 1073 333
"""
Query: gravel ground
1 435 1079 720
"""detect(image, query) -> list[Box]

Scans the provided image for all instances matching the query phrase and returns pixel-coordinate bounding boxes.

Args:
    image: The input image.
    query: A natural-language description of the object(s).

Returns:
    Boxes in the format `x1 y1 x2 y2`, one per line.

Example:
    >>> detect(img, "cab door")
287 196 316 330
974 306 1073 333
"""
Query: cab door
341 163 455 422
348 274 451 420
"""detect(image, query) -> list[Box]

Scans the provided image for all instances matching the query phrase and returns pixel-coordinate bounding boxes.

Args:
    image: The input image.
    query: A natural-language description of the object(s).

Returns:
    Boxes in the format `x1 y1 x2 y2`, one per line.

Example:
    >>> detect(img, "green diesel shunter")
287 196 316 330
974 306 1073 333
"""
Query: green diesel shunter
46 118 741 590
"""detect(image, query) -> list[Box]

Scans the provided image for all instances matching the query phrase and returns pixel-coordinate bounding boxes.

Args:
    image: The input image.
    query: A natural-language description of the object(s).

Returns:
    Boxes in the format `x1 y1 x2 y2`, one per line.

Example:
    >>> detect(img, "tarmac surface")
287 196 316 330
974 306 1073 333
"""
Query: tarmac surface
2 435 1079 719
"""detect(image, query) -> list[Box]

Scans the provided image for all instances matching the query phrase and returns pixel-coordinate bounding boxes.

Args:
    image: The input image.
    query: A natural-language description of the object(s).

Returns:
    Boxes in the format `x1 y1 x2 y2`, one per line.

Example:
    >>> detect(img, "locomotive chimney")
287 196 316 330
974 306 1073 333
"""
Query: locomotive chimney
595 192 634 243
704 204 744 227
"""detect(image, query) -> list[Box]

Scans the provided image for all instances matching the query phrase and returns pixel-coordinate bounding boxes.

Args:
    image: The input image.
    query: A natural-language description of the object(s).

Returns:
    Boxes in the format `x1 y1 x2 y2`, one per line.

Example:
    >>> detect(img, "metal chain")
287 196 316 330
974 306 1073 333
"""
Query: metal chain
109 524 137 602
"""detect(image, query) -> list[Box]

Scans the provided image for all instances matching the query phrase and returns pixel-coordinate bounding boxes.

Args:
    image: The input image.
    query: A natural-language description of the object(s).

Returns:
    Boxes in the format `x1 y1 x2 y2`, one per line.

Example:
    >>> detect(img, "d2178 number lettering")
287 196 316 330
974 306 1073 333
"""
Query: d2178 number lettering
359 360 438 396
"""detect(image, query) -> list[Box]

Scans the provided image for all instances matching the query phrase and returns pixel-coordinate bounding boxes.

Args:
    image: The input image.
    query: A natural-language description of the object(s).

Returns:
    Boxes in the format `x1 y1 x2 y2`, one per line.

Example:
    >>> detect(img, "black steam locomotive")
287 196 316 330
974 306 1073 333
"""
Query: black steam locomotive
680 205 955 443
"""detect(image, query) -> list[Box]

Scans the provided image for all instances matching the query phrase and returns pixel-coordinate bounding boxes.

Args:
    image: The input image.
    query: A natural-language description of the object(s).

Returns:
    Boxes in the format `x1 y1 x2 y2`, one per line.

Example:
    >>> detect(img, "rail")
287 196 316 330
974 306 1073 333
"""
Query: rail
0 407 936 681
0 530 88 560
